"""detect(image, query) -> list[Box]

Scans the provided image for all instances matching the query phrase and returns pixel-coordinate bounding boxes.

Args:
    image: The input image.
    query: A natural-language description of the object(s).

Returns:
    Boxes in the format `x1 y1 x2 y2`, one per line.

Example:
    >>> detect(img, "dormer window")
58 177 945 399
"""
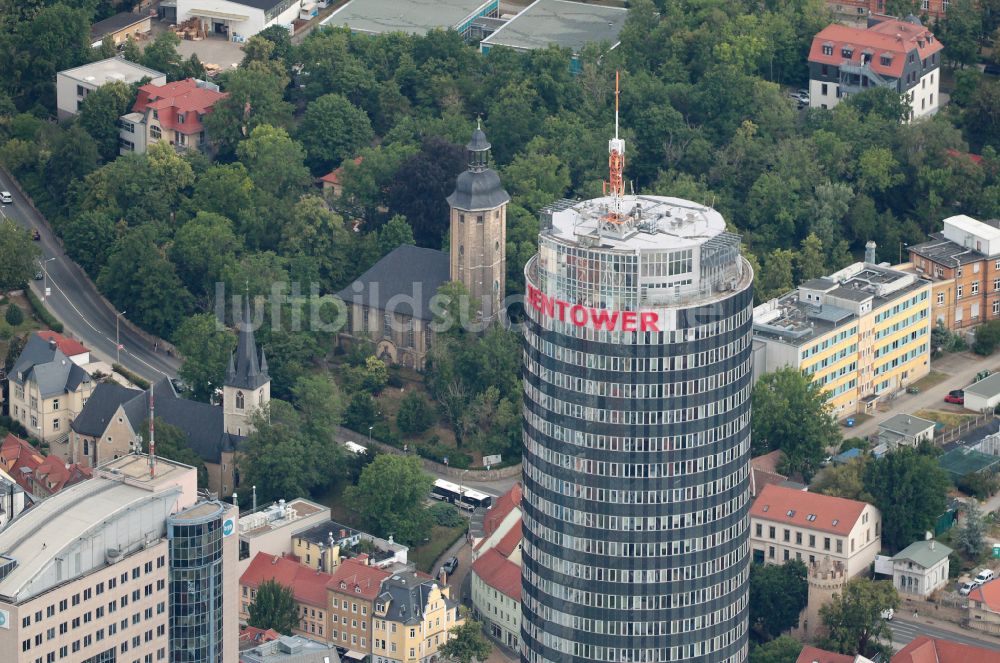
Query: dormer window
822 43 833 56
841 47 853 58
880 54 892 66
340 582 347 589
355 587 361 593
177 113 186 124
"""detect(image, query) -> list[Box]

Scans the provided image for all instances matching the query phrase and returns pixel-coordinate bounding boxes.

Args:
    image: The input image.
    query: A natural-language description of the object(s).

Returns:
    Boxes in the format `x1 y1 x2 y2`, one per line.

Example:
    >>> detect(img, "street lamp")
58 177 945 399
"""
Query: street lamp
38 257 54 301
115 310 126 364
899 241 909 265
368 425 373 446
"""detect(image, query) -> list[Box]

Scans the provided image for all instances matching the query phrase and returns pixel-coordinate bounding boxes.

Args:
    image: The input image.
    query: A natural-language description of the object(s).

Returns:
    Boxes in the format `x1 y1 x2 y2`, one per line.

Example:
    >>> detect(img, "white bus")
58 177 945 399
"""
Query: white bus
431 478 493 511
344 441 367 455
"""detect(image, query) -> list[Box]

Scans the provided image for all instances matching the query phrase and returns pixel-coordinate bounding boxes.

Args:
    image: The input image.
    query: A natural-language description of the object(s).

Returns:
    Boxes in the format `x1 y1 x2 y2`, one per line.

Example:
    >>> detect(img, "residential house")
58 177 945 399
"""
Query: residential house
56 57 165 120
320 157 363 198
90 11 152 48
239 635 342 663
808 17 943 120
120 78 227 155
896 636 1000 663
240 553 335 643
236 498 331 575
750 484 882 577
36 331 90 365
327 558 391 657
470 484 522 650
69 299 270 496
292 521 409 572
891 539 952 597
372 571 462 663
753 262 931 417
968 579 1000 634
909 215 1000 331
8 333 96 444
750 450 789 498
876 413 936 450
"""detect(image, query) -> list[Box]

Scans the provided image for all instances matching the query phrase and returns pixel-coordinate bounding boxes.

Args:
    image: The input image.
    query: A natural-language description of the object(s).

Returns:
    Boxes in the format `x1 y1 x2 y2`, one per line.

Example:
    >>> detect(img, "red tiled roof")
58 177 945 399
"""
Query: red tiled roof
471 548 521 600
751 450 785 474
36 331 88 358
894 636 1000 663
750 484 869 536
133 78 227 135
327 557 390 601
946 149 984 165
33 455 92 493
320 157 363 184
483 484 521 538
239 626 281 646
0 433 89 495
0 434 43 477
493 519 522 558
797 646 856 663
808 20 943 79
969 579 1000 611
240 553 333 608
751 467 788 497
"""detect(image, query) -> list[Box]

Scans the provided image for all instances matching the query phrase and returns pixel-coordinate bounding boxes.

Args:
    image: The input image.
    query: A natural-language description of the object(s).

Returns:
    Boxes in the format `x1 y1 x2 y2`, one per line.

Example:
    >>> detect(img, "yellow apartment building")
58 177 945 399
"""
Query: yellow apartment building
753 262 931 417
372 571 462 663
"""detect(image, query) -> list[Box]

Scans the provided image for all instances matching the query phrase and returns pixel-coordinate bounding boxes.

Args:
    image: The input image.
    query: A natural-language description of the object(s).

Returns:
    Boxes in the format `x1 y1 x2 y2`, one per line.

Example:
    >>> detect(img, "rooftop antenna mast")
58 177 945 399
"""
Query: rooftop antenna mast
601 71 632 237
148 382 156 478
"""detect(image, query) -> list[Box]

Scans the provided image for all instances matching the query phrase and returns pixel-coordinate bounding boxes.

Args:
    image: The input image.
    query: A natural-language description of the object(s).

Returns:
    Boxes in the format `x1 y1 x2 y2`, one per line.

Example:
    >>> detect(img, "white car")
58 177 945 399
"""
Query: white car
880 608 894 621
976 568 996 584
0 191 12 204
959 580 980 596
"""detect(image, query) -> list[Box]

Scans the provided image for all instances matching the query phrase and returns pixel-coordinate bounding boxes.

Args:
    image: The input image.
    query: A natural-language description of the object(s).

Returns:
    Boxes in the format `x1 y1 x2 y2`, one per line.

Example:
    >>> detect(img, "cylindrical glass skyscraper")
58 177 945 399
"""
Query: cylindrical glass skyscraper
520 194 754 663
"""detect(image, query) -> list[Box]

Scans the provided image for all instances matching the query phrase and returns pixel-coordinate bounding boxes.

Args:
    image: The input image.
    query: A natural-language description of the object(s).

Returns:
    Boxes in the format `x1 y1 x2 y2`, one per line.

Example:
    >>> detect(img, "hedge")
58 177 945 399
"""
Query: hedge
112 363 150 390
25 289 63 333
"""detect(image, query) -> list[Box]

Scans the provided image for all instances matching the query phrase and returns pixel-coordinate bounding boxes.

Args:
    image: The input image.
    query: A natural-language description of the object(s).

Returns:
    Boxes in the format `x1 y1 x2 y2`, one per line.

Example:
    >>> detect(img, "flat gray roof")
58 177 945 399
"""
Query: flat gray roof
879 413 935 438
321 0 495 35
966 372 1000 397
58 57 165 86
481 0 627 53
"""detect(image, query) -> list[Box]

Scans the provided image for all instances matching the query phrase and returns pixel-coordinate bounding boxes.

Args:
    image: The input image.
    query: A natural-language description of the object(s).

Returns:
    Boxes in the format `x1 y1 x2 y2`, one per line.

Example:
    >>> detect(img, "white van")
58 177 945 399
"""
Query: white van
976 568 995 585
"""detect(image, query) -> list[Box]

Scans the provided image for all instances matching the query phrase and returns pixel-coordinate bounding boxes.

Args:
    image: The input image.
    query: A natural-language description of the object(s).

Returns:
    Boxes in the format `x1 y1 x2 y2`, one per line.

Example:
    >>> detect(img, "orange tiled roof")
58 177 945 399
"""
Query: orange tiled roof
796 646 856 663
808 20 943 79
327 557 390 601
133 78 226 135
471 548 521 600
750 484 869 536
482 484 521 538
320 157 363 184
240 553 333 608
751 450 785 474
894 635 1000 663
969 579 1000 612
493 519 522 558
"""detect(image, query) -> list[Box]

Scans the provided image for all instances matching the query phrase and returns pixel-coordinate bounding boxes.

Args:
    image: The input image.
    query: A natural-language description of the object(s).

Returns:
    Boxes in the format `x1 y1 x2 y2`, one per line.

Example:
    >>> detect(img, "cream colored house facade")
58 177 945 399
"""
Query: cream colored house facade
891 539 952 598
750 485 881 578
372 573 462 663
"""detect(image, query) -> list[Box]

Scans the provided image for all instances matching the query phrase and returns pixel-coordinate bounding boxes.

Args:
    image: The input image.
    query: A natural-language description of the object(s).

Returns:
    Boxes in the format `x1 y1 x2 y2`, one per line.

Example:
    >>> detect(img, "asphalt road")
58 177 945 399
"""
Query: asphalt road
0 170 179 381
890 616 1000 651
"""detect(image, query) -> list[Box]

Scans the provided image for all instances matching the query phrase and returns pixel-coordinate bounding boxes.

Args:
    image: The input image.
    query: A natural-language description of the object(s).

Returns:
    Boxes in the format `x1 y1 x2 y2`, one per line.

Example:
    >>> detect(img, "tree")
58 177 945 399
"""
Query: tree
749 560 808 640
962 80 1000 151
0 220 40 290
438 620 492 663
174 314 235 402
387 136 466 247
757 249 795 302
974 320 1000 355
346 454 434 545
236 124 311 200
79 81 135 161
429 501 465 527
44 124 100 203
140 30 183 79
298 93 374 173
4 303 22 327
279 196 353 291
362 356 389 394
397 390 435 435
954 500 986 558
61 210 116 276
247 579 299 635
752 368 840 481
171 212 243 298
290 374 345 450
204 67 293 153
140 417 208 488
239 401 324 504
812 457 873 502
344 391 378 432
863 447 950 552
819 578 899 660
936 0 982 68
503 149 571 214
795 233 826 283
749 636 803 663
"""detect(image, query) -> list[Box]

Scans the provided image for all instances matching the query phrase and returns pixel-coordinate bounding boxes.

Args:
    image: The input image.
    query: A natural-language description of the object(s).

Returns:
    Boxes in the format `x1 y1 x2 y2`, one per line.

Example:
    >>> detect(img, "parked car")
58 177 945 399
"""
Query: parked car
0 191 12 204
33 271 42 281
906 386 919 394
945 389 965 405
788 89 810 106
439 556 459 577
880 607 894 620
975 568 995 585
959 580 979 596
31 229 40 241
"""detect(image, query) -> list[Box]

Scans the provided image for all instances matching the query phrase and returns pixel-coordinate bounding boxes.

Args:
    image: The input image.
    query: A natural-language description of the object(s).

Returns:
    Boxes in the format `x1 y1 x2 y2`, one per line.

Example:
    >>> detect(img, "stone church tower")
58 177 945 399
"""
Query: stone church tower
795 557 848 642
223 297 270 437
447 123 510 322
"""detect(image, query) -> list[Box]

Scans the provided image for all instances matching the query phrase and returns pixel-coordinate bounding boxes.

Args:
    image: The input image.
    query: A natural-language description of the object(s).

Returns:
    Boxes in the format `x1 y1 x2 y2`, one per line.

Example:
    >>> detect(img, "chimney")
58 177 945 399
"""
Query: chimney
48 339 57 351
930 540 936 550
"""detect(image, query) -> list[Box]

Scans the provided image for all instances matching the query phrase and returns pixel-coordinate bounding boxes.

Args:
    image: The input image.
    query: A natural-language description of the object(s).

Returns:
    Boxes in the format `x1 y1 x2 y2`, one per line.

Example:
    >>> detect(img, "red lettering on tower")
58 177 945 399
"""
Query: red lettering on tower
526 285 661 333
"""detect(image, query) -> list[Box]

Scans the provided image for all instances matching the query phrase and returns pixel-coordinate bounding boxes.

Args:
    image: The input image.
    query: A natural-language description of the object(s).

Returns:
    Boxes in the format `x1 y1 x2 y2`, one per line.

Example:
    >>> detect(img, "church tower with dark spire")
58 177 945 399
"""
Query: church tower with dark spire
223 297 270 437
448 122 510 322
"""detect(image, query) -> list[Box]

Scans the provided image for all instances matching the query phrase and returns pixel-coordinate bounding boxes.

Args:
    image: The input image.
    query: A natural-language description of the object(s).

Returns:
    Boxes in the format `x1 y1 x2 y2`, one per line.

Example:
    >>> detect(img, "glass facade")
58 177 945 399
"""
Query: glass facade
167 503 226 663
521 197 754 663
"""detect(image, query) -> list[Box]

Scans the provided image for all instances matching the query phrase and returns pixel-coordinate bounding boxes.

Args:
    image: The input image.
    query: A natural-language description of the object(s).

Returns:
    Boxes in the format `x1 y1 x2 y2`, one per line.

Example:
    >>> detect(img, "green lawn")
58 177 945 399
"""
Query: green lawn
910 370 949 392
410 524 465 573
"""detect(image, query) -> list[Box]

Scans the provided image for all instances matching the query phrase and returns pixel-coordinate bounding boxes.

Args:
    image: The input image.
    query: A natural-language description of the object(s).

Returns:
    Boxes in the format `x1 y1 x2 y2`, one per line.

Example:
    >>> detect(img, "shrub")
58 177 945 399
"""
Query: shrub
429 501 465 527
417 440 471 469
5 303 23 327
112 363 150 390
974 320 1000 356
25 289 62 333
